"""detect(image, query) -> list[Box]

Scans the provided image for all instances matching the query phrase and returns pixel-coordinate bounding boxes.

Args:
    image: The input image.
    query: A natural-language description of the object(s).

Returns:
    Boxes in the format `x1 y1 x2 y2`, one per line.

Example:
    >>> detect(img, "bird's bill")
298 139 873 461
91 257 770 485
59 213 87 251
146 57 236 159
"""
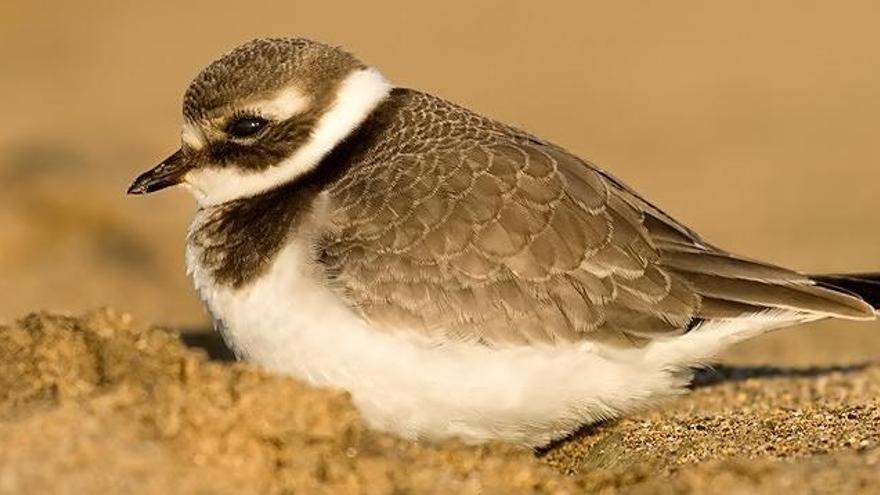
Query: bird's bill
127 149 191 195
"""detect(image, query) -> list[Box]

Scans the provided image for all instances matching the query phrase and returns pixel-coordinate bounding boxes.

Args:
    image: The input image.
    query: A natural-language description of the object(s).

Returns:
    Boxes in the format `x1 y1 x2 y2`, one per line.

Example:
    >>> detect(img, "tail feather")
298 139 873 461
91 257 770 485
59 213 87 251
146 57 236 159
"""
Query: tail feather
660 244 877 320
811 273 880 311
677 271 875 320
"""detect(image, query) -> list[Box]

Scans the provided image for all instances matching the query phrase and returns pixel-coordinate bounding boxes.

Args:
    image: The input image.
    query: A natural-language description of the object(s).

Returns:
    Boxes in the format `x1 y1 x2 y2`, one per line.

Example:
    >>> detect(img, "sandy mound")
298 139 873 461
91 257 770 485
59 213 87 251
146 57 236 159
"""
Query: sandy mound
1 310 878 494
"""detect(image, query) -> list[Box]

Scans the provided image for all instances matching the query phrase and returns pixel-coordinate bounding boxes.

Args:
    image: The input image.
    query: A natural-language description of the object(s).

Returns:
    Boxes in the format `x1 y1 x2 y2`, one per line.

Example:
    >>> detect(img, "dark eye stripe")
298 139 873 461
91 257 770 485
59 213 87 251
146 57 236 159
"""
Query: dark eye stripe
208 113 318 171
226 117 268 138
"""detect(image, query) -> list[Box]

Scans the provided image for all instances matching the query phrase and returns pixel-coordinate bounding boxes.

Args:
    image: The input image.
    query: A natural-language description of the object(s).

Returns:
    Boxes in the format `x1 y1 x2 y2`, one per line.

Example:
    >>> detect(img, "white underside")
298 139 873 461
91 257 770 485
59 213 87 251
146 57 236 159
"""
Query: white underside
187 223 819 446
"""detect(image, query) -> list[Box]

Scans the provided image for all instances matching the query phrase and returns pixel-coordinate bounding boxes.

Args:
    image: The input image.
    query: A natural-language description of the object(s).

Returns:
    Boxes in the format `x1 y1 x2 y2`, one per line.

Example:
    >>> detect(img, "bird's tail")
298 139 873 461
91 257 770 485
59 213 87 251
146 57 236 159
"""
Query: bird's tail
811 273 880 312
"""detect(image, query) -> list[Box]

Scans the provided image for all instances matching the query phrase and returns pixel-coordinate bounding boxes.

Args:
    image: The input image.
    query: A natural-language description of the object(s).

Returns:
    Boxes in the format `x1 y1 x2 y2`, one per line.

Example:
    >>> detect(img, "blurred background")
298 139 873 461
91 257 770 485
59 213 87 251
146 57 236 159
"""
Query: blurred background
2 1 878 365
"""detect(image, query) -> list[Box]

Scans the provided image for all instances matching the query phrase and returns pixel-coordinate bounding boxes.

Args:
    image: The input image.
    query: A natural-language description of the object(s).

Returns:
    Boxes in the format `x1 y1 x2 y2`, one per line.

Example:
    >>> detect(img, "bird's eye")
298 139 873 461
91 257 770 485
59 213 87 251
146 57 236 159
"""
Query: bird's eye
226 116 268 138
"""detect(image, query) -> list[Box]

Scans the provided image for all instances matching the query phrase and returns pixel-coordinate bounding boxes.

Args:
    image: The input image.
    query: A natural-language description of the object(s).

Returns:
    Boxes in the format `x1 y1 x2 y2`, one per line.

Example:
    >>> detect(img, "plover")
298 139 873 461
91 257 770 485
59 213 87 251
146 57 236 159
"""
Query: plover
129 38 879 446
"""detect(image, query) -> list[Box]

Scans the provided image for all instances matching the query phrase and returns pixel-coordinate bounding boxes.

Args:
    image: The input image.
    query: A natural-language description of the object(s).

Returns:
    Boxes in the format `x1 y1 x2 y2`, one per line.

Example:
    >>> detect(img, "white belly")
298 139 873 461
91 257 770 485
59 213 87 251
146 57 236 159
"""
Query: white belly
186 228 812 446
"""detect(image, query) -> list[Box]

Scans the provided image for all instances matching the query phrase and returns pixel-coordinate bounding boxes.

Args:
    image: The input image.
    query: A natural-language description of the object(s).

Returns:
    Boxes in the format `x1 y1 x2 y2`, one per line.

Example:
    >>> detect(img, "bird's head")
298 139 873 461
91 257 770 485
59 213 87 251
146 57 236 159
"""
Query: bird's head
127 38 391 205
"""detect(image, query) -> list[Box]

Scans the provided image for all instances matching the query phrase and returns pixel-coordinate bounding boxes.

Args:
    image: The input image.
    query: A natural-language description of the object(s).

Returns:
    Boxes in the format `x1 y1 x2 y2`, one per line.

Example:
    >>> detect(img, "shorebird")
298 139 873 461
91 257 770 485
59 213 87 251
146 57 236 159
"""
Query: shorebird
129 38 879 446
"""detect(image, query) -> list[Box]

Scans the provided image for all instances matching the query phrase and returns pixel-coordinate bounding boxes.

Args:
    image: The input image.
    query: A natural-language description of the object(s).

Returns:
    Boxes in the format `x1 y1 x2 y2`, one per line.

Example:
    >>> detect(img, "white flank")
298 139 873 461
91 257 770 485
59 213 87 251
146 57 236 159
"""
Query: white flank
187 210 823 446
183 67 392 206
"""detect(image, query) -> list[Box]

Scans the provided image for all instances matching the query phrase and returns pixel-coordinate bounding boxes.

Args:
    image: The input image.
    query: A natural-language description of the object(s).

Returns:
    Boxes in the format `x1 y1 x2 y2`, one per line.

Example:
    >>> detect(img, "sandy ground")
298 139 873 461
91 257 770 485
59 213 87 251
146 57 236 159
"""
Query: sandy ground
2 1 880 493
1 310 878 494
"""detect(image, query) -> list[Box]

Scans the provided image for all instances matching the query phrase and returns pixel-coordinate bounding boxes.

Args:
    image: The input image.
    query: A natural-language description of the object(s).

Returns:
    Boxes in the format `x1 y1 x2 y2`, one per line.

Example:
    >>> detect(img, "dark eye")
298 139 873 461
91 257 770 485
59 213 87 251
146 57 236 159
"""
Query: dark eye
226 116 268 138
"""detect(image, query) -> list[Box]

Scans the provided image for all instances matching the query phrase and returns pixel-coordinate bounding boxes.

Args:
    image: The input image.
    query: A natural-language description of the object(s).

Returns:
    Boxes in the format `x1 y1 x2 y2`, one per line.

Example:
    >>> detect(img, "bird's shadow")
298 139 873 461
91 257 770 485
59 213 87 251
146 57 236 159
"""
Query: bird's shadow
689 362 870 389
179 328 237 362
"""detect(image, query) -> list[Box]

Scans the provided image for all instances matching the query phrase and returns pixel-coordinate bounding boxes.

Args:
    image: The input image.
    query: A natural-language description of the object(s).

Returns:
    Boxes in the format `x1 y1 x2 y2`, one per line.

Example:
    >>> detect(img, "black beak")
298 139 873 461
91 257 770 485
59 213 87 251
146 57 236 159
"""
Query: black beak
127 149 191 195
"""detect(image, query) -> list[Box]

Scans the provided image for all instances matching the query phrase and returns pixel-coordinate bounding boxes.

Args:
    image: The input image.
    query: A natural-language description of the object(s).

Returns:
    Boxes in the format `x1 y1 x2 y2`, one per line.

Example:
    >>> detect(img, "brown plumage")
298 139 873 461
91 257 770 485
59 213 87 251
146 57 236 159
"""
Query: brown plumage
304 88 876 347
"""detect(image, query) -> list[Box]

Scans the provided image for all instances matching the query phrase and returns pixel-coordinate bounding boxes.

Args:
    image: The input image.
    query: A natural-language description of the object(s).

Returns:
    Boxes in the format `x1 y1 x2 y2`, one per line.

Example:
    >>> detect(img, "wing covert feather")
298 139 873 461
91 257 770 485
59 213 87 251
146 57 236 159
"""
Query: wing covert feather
317 90 873 347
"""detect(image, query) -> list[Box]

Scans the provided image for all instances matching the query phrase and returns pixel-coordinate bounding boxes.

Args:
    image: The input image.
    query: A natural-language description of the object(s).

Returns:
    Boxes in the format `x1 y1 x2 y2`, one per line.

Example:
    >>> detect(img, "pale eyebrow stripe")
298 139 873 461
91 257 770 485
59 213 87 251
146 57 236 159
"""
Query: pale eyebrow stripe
245 86 311 120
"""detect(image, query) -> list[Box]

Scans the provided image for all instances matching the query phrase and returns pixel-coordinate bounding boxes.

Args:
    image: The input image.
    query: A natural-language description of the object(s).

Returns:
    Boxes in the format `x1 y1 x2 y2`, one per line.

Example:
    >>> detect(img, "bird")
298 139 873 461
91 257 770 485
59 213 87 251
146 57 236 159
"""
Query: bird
128 38 879 447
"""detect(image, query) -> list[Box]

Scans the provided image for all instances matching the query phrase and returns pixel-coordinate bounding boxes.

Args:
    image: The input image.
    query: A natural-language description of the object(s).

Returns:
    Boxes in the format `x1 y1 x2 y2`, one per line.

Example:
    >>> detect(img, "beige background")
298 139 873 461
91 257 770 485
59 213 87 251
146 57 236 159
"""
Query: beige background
2 1 878 365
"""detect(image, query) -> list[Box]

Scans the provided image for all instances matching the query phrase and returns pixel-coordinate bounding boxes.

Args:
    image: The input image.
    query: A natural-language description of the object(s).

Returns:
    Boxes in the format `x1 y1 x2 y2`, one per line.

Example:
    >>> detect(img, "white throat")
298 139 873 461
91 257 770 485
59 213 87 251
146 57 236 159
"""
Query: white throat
183 67 392 206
